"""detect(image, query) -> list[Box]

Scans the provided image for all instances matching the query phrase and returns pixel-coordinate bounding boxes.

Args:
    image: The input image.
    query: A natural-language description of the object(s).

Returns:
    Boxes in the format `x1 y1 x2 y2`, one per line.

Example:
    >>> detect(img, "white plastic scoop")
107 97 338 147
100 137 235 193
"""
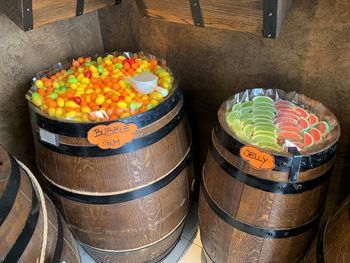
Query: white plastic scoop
125 72 169 97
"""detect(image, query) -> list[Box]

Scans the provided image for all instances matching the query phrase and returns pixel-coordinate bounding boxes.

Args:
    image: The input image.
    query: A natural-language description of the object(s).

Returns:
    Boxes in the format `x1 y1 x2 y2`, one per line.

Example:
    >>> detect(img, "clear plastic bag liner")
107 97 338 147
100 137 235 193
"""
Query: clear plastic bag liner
26 51 175 122
223 88 340 154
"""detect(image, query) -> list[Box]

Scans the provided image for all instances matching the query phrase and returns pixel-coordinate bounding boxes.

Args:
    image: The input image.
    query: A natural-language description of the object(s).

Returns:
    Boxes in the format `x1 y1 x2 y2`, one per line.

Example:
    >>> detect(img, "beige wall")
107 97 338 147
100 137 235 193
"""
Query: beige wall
99 0 350 212
0 11 104 165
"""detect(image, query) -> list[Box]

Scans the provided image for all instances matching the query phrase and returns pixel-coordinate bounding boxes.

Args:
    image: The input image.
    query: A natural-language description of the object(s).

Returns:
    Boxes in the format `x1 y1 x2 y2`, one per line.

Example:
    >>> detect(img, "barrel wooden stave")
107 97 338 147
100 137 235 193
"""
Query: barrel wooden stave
199 190 315 263
83 220 185 263
0 170 33 260
304 196 350 263
53 167 191 250
0 148 81 262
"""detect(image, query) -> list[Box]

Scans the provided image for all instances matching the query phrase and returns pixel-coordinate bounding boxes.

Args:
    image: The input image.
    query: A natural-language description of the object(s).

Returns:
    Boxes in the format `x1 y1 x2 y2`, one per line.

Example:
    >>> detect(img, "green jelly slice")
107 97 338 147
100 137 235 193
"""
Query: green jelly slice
257 142 282 152
240 113 254 121
243 124 254 138
241 107 253 114
241 119 254 127
242 101 254 108
253 102 275 109
230 119 242 133
254 126 277 134
254 111 275 119
254 106 276 113
231 103 242 112
252 134 277 144
252 96 274 104
254 130 277 138
226 111 240 125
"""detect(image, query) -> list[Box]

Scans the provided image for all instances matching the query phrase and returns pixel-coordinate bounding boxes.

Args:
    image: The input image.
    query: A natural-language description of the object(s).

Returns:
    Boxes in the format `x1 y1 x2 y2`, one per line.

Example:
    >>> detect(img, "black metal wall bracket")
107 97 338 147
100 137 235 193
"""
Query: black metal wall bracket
76 0 85 16
22 0 33 31
263 0 278 38
189 0 204 27
288 147 302 190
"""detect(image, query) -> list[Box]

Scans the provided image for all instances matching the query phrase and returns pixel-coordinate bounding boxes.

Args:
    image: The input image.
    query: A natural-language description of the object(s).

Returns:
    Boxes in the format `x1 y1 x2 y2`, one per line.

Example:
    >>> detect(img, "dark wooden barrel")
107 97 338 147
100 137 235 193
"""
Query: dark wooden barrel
29 86 194 263
304 195 350 263
199 93 340 263
0 145 80 263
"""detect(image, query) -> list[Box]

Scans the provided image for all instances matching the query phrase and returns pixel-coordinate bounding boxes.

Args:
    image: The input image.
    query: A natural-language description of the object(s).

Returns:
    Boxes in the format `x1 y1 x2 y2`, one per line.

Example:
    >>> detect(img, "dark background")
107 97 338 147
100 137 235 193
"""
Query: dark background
0 0 349 217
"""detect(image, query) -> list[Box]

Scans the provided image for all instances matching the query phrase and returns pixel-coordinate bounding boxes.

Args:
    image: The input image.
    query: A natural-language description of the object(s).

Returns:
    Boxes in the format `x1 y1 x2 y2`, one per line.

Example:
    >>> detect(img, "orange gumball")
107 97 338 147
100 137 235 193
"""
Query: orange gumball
150 59 158 67
112 57 119 64
72 60 80 67
110 115 118 121
77 57 85 64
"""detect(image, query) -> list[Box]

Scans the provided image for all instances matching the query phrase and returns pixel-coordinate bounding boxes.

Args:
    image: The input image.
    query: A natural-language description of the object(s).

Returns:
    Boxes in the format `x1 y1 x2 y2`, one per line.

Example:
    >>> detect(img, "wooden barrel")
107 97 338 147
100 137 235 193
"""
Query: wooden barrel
304 195 350 263
29 86 194 263
198 92 340 263
0 145 80 263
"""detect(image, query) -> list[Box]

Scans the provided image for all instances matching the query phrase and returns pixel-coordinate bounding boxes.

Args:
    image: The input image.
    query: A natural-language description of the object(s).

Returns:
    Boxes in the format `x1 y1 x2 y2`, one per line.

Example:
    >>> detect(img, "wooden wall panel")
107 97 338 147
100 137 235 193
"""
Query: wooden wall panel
143 0 263 33
32 0 115 28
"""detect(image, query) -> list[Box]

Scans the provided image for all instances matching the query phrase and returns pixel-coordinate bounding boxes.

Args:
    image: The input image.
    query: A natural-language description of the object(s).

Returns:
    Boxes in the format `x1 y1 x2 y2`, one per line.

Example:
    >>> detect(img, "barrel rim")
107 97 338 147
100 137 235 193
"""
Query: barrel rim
29 84 182 138
214 125 338 172
32 99 186 157
219 88 341 157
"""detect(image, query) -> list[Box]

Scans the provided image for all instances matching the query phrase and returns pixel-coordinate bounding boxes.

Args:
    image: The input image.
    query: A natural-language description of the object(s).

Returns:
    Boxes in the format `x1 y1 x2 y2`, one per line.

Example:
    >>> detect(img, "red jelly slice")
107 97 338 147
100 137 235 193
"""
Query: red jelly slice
295 107 310 119
309 128 322 143
278 131 303 141
308 113 318 126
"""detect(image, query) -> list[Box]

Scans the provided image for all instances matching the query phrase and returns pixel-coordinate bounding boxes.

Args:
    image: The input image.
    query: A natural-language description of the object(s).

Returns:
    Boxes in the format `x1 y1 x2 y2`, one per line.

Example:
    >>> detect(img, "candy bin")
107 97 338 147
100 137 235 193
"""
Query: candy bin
26 52 194 263
198 88 340 263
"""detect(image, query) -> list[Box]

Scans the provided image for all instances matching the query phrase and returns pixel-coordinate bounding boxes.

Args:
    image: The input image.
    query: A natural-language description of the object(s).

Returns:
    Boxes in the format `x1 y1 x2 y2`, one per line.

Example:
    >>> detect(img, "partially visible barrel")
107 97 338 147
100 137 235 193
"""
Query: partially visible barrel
199 90 340 263
0 145 80 263
29 85 194 262
304 196 350 263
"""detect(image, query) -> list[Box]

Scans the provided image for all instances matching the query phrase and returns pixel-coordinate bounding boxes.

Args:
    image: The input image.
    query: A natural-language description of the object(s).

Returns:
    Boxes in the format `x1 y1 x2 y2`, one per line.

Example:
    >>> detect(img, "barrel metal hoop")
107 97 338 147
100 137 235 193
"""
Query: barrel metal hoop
81 209 188 254
43 150 192 204
201 181 323 239
51 210 64 263
35 103 186 157
76 0 84 16
0 156 21 226
214 123 337 172
31 88 182 138
316 220 328 263
211 144 332 194
3 184 40 262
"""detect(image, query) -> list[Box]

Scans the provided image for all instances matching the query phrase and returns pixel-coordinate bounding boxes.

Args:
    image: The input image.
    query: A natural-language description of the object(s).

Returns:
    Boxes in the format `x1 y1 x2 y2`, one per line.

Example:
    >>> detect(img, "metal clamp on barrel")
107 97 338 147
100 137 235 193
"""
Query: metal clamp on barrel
288 147 302 190
189 0 204 27
76 0 84 16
